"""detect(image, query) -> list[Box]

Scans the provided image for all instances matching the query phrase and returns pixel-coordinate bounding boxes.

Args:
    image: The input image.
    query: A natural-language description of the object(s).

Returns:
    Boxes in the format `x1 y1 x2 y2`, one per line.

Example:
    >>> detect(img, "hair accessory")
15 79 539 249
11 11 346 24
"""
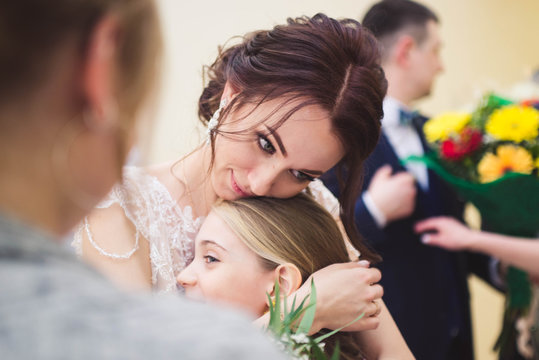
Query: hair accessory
206 98 228 145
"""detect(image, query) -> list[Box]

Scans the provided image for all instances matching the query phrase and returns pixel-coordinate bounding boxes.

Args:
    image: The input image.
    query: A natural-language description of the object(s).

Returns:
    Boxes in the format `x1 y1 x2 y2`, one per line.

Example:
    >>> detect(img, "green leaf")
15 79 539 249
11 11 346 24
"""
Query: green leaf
330 342 341 360
267 281 282 334
310 339 328 359
315 311 365 343
295 279 317 334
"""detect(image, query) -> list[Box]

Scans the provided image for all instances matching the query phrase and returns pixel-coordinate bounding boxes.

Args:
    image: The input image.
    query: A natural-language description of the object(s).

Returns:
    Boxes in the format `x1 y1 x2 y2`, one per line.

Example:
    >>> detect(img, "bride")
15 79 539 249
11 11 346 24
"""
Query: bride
76 14 394 336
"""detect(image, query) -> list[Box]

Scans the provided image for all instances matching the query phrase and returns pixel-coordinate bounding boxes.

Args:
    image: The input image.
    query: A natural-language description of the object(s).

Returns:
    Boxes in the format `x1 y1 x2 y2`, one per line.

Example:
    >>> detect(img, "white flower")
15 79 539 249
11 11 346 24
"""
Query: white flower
290 333 310 344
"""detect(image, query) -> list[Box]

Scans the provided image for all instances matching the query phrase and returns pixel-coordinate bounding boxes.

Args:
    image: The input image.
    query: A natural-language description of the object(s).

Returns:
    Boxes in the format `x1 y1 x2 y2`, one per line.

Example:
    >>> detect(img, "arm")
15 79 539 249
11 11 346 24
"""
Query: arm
356 301 415 359
416 216 539 278
79 204 153 291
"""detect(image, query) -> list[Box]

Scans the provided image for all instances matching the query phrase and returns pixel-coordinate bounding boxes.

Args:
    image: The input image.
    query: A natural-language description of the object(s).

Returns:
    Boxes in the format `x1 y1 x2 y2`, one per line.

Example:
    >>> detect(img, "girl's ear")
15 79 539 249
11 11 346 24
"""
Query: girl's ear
273 263 302 297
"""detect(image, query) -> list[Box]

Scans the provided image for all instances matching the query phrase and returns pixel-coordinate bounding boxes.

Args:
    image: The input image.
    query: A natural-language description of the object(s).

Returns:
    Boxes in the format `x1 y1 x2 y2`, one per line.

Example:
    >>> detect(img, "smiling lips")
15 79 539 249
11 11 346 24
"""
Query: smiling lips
231 171 251 197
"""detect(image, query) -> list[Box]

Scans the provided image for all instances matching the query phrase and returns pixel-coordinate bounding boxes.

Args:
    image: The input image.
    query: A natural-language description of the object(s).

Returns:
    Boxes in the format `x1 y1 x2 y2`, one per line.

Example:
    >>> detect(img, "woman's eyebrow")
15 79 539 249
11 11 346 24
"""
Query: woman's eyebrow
200 239 227 252
265 125 287 156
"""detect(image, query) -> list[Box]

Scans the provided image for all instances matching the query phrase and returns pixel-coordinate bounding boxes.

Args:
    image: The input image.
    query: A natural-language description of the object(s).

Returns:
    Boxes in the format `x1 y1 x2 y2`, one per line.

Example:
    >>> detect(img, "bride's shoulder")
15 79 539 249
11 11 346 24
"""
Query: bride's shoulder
307 179 339 219
143 162 187 201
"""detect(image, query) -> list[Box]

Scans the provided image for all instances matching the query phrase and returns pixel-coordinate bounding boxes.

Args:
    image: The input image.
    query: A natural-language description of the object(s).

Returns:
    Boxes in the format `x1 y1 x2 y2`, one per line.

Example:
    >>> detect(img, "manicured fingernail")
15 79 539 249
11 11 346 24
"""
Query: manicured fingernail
421 234 430 244
357 260 370 267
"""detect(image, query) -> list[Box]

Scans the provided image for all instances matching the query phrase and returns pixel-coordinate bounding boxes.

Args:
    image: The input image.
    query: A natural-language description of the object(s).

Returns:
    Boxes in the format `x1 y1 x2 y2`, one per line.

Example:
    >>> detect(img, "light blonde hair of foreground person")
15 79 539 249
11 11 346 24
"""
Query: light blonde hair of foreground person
0 0 161 231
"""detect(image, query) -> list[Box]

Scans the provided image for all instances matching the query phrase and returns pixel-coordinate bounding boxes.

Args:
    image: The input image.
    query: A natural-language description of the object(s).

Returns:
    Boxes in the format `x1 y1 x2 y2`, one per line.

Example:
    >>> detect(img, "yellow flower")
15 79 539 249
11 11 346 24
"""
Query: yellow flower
485 105 539 142
424 112 471 143
477 145 534 183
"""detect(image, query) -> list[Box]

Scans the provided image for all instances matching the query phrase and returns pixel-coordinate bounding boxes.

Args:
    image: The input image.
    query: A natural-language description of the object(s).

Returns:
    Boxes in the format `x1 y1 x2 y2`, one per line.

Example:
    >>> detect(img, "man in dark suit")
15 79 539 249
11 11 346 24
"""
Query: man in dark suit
322 1 494 359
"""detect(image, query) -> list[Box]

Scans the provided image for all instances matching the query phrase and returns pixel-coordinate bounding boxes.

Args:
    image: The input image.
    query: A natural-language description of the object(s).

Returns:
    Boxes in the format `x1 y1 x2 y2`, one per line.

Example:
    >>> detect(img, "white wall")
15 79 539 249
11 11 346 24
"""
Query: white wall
151 0 539 164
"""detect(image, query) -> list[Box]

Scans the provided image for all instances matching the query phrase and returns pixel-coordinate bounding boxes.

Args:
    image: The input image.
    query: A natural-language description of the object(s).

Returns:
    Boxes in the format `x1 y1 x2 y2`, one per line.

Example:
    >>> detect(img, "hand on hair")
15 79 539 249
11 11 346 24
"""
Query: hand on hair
303 261 384 334
367 165 416 223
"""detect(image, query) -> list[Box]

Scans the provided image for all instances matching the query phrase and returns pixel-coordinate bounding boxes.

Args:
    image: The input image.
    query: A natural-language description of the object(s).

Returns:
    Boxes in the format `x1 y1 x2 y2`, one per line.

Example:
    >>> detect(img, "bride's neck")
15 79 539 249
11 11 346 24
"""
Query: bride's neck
178 146 218 217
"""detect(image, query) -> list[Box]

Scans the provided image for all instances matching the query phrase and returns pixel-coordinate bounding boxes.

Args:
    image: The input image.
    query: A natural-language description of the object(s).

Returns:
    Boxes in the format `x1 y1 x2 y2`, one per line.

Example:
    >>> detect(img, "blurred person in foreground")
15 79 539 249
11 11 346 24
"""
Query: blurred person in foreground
0 1 286 359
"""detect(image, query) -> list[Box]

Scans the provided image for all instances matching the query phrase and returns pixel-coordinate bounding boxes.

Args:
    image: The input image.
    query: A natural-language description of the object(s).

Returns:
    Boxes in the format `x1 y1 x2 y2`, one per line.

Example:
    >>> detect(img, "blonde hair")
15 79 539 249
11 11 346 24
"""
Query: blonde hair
0 0 162 127
212 193 364 359
213 193 350 280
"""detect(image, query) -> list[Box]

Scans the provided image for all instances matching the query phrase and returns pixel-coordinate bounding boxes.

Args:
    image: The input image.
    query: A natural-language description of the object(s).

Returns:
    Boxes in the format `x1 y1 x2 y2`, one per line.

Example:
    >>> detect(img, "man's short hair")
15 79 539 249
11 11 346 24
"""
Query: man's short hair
362 0 438 48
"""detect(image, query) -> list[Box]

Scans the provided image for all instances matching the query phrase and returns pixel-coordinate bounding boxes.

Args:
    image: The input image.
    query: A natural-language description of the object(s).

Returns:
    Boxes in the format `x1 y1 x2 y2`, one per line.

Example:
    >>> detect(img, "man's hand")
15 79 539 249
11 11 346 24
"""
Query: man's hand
367 165 417 223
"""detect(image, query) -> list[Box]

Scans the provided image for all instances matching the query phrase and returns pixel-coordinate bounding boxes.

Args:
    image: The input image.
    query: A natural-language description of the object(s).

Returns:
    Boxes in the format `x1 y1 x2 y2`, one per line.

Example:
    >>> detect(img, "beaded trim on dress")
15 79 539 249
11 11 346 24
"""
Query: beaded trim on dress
73 166 203 294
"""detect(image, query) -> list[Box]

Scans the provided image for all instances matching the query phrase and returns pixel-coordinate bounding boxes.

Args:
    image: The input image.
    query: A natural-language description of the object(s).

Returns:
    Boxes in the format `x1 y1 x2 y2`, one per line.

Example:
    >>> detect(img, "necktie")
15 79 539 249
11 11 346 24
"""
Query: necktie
399 108 419 126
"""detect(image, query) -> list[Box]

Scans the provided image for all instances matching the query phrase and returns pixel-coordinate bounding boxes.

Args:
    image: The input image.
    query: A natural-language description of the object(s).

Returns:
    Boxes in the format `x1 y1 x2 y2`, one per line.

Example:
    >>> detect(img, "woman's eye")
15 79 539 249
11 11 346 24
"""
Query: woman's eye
257 134 276 155
290 169 315 182
203 255 219 264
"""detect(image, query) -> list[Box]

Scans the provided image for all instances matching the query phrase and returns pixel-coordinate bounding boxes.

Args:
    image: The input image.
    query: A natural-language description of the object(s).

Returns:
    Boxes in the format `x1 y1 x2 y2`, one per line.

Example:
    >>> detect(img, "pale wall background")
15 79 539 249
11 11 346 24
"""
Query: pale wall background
150 1 539 359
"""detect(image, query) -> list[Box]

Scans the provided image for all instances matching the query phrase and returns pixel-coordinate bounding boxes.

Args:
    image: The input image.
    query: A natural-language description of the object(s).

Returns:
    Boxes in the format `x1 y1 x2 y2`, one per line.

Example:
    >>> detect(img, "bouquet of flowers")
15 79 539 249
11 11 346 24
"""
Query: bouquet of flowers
406 93 539 357
422 94 538 183
409 94 539 234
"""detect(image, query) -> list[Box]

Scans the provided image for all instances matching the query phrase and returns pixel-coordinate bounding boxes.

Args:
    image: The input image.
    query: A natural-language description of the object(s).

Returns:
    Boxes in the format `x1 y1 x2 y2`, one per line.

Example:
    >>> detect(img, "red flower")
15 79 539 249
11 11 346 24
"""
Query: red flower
520 99 539 107
440 127 482 161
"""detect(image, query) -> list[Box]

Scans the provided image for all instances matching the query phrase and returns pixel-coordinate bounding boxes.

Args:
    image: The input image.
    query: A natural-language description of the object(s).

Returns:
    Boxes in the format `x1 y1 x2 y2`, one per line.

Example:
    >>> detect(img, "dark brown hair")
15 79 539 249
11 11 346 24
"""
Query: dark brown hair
214 193 365 359
362 0 439 47
199 13 387 262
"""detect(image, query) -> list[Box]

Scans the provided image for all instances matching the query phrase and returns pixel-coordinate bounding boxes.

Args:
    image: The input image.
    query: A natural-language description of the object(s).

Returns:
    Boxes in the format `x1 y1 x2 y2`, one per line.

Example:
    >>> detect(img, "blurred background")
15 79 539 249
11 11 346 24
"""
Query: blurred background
150 1 539 359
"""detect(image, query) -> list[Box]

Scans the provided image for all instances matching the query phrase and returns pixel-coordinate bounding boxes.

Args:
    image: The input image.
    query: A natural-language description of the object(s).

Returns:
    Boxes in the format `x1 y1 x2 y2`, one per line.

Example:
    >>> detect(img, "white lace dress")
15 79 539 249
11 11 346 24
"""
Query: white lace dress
73 166 351 294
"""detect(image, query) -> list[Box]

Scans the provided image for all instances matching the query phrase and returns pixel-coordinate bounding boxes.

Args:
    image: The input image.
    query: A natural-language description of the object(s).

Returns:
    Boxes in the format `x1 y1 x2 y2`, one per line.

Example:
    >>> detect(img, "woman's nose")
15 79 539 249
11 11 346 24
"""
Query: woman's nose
248 166 279 196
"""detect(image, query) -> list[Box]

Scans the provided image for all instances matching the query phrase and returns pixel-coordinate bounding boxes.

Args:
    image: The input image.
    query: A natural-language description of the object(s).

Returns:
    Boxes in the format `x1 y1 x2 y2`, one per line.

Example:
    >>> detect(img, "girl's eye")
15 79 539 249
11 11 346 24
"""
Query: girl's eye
257 134 276 155
290 169 315 182
203 255 219 264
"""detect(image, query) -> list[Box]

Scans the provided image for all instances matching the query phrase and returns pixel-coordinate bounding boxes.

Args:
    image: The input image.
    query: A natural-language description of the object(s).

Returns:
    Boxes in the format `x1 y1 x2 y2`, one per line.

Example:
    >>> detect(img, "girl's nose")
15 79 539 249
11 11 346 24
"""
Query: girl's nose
177 266 196 288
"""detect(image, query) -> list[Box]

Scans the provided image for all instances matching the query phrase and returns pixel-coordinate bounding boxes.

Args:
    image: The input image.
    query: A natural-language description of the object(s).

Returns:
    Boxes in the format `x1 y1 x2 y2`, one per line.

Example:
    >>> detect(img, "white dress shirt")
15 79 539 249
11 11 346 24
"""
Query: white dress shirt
362 96 429 228
381 96 429 190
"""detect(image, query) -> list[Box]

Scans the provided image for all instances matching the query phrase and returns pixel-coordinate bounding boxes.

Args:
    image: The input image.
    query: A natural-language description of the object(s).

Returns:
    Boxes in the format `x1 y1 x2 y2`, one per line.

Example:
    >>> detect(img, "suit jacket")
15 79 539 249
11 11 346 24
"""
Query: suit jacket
322 116 493 360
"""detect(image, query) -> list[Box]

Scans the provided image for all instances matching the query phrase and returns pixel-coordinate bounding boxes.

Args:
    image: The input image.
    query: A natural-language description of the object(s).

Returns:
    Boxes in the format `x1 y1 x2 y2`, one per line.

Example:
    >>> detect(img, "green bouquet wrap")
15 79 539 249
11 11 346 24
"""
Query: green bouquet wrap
406 153 539 358
406 93 539 357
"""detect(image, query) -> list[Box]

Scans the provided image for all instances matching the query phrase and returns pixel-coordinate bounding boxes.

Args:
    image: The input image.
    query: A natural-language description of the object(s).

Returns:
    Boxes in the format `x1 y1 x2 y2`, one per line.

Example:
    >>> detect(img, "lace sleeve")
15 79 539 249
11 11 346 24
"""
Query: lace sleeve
307 179 360 260
72 166 200 294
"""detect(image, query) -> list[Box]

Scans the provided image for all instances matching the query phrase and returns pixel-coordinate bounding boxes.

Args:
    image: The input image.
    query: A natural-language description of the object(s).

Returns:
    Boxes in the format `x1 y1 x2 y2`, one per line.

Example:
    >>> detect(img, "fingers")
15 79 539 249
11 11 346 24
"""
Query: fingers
342 315 380 332
393 171 416 184
369 299 382 317
341 299 383 332
372 164 393 181
357 259 370 268
367 283 384 301
414 216 446 233
362 266 382 286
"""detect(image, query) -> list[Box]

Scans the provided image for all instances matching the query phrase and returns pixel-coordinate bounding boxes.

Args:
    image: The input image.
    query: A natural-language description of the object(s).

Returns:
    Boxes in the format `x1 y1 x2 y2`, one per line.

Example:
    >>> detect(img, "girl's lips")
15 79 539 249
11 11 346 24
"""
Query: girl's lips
231 171 250 197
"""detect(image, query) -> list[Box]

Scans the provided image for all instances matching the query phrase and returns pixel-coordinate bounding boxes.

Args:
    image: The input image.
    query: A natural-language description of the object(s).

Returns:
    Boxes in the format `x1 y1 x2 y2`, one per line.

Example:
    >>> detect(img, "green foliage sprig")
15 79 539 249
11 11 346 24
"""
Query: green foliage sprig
265 280 363 360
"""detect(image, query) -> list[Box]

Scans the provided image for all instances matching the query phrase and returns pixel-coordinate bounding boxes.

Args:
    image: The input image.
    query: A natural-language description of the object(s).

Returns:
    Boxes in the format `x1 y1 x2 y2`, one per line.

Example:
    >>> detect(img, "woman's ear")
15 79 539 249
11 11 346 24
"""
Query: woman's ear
273 263 302 297
221 80 239 105
81 15 120 128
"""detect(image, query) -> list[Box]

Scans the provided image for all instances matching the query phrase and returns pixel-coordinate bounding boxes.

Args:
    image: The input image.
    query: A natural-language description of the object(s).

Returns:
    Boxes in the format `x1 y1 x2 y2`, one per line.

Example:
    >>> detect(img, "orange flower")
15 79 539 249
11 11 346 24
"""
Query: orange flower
477 145 534 183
